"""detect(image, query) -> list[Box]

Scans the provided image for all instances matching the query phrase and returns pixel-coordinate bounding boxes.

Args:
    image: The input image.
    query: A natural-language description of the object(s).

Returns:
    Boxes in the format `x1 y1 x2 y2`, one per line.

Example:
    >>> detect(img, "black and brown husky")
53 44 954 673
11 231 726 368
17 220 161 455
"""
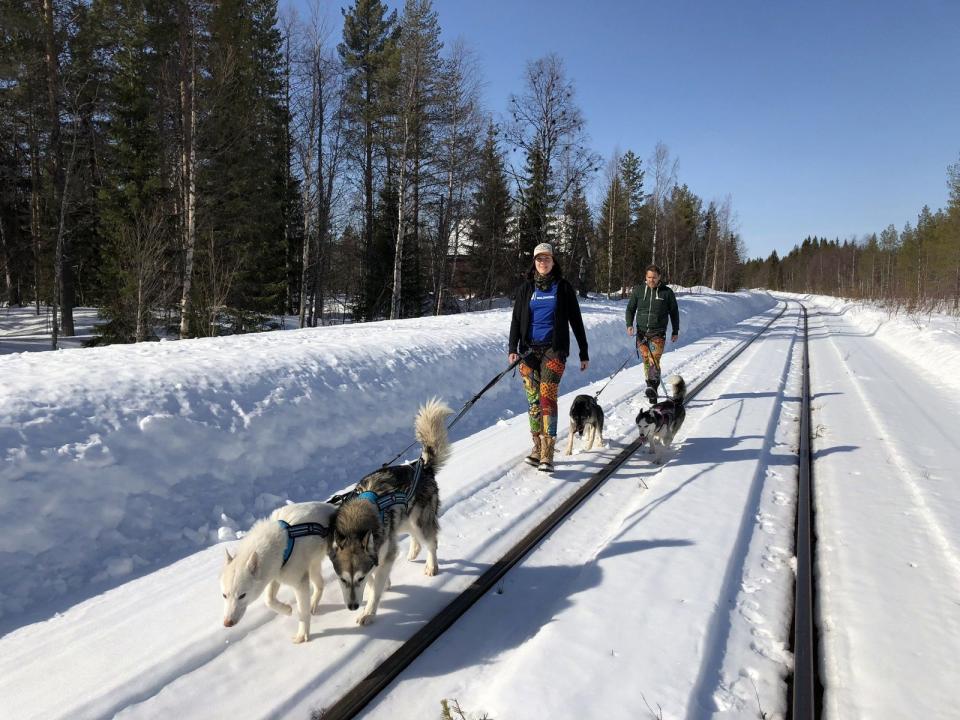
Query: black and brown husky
328 399 451 625
565 394 605 455
635 375 686 463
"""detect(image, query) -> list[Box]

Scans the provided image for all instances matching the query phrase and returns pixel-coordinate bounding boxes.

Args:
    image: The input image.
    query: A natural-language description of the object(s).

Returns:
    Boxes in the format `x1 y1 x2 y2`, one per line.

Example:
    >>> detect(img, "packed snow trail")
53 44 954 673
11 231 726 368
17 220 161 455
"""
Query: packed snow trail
808 302 960 720
359 304 804 720
0 305 793 720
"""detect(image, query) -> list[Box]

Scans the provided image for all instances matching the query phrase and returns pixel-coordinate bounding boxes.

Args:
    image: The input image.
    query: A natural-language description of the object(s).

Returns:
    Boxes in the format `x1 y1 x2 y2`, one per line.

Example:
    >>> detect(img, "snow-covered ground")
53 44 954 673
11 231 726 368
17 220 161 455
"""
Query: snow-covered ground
0 305 100 353
1 290 958 719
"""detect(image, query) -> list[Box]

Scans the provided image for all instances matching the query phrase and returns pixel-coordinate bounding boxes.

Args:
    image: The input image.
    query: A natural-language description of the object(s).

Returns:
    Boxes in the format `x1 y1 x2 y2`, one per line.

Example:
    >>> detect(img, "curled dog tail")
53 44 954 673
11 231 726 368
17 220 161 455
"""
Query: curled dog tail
415 397 453 471
667 374 686 403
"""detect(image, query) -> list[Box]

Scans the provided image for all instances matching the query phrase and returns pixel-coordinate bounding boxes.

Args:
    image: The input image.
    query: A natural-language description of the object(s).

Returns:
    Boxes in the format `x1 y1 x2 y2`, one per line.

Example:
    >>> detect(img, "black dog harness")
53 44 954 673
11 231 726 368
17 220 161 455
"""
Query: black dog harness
277 519 330 567
649 402 676 431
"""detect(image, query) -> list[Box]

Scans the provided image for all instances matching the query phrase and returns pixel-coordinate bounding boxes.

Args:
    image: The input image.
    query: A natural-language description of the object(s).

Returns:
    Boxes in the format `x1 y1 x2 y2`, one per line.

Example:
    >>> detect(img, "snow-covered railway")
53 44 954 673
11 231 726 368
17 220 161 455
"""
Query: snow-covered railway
324 301 818 720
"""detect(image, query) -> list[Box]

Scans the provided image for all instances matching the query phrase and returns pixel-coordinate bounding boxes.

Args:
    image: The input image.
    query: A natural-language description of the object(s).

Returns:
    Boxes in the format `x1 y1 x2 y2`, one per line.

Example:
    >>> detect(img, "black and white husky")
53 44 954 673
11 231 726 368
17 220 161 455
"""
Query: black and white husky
328 398 452 625
565 394 605 455
635 375 686 463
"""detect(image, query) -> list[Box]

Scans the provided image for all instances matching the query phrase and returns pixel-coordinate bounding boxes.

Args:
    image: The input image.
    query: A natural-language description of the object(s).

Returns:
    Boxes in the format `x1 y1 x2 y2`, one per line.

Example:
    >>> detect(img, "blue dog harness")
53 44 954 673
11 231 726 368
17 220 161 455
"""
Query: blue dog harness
355 459 424 522
277 519 330 567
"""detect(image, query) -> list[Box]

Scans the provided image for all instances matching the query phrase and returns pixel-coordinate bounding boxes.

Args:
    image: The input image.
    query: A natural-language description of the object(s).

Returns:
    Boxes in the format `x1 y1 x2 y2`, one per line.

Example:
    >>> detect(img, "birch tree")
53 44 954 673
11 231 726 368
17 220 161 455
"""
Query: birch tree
504 54 599 255
648 140 677 266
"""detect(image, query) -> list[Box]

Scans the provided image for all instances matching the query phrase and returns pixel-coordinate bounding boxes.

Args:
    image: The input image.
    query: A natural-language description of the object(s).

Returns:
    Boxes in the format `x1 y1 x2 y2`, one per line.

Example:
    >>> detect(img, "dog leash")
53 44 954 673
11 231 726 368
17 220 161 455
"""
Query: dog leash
379 352 528 469
592 350 635 400
325 354 528 507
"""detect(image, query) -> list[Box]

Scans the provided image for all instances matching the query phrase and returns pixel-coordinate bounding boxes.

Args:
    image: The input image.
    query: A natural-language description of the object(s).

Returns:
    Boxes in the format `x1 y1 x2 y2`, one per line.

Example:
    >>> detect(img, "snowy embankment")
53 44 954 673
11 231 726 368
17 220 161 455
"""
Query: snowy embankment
0 290 774 630
779 292 960 394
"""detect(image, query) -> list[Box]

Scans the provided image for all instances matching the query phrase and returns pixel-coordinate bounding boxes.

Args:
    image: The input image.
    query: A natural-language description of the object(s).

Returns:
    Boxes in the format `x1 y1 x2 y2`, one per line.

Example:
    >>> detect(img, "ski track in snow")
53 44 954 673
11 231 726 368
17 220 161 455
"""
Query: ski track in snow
809 302 960 720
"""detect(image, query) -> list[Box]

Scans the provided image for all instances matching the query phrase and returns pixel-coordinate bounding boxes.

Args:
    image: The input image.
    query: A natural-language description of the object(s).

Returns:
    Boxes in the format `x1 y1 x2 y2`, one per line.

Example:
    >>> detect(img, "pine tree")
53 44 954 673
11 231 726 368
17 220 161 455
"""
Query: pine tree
467 123 511 301
389 0 441 319
516 145 550 260
339 0 398 320
198 0 287 330
563 183 594 297
94 0 178 343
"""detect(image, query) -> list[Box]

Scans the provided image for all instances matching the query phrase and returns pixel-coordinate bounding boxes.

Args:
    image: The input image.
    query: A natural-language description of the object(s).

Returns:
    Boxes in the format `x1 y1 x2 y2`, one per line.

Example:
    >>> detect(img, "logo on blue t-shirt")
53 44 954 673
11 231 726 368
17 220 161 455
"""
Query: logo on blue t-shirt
530 283 558 343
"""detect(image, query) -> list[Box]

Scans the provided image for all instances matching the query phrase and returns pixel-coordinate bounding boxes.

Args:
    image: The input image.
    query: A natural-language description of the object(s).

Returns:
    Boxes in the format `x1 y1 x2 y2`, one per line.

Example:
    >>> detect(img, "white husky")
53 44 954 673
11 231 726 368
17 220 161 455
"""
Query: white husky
220 501 337 643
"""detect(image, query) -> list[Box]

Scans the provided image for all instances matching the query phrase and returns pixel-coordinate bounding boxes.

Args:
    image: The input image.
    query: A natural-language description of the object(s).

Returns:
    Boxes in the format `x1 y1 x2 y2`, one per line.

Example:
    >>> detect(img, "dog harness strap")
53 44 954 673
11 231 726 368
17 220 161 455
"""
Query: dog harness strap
651 405 672 431
278 520 296 567
357 490 380 507
277 519 330 567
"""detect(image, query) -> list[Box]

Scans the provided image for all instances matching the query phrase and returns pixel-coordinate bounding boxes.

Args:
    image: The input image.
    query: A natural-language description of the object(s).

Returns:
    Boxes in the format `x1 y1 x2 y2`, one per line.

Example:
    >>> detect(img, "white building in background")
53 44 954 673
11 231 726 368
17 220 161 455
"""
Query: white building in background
446 213 575 257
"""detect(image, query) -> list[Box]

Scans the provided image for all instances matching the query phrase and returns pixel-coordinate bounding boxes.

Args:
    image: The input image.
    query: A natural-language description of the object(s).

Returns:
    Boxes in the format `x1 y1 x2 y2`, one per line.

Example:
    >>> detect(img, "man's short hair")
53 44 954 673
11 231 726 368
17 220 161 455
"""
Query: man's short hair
645 264 662 276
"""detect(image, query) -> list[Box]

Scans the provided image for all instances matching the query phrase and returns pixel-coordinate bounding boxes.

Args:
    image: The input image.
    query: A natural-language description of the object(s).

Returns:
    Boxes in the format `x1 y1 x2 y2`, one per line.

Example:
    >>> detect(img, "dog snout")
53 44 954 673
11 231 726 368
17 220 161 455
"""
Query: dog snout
348 602 359 611
223 618 236 628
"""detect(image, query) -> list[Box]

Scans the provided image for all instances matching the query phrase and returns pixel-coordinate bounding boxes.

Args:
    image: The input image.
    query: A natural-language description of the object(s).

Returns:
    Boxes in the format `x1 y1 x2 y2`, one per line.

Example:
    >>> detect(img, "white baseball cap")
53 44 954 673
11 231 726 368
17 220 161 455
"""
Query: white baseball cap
533 242 554 258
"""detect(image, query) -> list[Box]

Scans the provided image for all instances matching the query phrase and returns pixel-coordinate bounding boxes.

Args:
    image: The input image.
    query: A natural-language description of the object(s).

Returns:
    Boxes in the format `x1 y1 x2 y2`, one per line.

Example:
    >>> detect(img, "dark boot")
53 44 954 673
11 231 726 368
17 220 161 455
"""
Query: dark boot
525 433 542 466
538 436 556 472
645 381 658 404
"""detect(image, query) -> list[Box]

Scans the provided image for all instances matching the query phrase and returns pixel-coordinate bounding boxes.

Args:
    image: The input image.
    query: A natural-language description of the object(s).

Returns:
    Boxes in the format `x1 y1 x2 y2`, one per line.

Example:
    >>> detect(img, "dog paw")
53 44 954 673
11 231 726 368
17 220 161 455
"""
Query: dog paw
407 540 421 560
356 613 375 626
273 603 292 616
292 632 308 644
424 564 438 577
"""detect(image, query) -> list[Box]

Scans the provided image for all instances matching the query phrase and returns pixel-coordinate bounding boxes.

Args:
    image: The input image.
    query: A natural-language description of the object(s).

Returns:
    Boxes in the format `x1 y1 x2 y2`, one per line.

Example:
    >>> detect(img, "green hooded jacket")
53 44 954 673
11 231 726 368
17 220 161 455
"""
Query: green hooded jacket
625 282 679 337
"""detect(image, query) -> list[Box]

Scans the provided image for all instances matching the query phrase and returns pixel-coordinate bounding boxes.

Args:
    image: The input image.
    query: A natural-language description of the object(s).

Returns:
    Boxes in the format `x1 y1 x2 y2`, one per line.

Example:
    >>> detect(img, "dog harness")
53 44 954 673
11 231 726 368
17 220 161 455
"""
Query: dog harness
277 519 330 567
650 402 675 431
355 459 424 522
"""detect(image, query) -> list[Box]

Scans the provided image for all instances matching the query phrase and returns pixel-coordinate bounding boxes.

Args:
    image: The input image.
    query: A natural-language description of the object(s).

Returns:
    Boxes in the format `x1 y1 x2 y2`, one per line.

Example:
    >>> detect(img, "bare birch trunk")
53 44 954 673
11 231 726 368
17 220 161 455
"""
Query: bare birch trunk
390 116 409 320
177 0 196 338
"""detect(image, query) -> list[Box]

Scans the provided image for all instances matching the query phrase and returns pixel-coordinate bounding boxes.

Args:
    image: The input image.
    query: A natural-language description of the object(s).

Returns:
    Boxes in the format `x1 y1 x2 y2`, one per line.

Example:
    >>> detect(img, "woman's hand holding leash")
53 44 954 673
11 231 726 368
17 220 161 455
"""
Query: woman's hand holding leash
580 360 589 371
508 352 519 365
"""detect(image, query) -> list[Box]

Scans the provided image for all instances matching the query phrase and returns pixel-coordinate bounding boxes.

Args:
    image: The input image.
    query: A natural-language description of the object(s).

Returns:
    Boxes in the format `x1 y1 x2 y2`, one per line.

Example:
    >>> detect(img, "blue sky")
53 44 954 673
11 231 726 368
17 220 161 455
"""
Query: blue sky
283 0 960 259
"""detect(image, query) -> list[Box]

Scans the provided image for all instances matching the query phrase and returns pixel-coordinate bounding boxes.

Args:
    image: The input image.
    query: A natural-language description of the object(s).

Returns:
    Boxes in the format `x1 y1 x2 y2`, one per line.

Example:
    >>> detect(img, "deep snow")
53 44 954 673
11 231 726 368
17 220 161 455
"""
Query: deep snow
1 290 958 719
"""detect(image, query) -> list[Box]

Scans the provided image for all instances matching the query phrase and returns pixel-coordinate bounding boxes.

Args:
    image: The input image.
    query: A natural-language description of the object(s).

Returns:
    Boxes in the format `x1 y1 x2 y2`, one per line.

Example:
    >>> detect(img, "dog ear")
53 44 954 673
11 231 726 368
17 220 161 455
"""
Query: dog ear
225 548 234 564
246 551 259 575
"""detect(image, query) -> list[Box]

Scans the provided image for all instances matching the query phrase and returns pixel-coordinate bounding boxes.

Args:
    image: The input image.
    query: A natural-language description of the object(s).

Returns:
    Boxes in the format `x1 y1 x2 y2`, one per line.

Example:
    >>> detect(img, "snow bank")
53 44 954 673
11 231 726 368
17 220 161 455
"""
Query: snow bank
781 293 960 396
0 291 775 628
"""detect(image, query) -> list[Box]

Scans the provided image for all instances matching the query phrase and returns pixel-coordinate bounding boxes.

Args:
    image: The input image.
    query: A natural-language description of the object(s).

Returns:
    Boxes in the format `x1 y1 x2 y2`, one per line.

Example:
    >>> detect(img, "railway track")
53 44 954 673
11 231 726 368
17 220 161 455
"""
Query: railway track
317 300 821 720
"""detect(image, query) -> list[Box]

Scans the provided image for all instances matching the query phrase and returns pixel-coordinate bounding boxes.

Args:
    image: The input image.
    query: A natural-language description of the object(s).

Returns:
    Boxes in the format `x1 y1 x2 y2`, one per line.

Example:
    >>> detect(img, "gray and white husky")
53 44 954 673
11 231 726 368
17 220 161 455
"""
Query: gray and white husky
220 501 337 643
329 398 452 625
635 374 686 463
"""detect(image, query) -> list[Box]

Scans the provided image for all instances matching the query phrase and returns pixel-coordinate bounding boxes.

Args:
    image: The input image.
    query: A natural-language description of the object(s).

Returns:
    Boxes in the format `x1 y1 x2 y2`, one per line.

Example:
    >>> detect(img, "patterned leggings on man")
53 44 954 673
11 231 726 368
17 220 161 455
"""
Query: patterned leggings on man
638 334 666 388
520 348 566 437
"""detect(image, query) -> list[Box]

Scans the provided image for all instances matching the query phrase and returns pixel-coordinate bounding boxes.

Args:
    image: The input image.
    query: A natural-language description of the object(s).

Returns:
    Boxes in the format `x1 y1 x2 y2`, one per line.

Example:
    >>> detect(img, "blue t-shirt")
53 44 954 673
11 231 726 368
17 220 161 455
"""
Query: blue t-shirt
529 282 558 344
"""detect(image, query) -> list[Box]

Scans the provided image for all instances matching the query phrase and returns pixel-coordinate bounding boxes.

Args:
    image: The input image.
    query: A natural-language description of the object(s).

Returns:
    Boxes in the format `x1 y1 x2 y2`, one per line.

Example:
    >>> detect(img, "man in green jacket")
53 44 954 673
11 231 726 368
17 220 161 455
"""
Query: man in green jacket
625 264 680 403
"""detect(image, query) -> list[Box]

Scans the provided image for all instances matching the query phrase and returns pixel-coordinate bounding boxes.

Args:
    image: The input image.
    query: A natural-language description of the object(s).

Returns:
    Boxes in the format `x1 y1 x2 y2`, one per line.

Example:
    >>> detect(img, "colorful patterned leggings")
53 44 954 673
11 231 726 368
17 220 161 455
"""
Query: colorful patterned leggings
638 335 666 386
519 348 567 437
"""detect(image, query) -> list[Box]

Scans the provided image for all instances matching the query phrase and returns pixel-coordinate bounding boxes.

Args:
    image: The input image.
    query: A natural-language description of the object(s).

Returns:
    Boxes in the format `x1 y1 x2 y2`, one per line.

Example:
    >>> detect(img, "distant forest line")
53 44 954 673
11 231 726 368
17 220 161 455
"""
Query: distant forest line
2 1 957 351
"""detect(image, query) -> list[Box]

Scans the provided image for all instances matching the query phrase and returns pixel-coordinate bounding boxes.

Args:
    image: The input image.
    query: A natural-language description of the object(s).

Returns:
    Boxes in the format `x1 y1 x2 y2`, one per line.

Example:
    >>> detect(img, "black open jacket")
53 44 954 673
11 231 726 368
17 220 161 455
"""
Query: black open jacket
508 268 589 362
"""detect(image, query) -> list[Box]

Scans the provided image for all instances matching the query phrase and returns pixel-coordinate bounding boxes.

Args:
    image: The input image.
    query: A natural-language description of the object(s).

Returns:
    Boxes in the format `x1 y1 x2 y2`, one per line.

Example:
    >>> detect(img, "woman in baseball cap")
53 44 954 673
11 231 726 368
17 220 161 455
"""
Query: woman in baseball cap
507 242 589 473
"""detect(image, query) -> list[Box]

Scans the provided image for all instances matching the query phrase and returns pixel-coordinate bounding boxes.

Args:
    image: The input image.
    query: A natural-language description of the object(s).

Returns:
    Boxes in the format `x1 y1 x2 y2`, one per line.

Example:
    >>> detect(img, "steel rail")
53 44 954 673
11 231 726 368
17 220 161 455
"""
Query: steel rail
314 302 790 720
790 303 821 720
